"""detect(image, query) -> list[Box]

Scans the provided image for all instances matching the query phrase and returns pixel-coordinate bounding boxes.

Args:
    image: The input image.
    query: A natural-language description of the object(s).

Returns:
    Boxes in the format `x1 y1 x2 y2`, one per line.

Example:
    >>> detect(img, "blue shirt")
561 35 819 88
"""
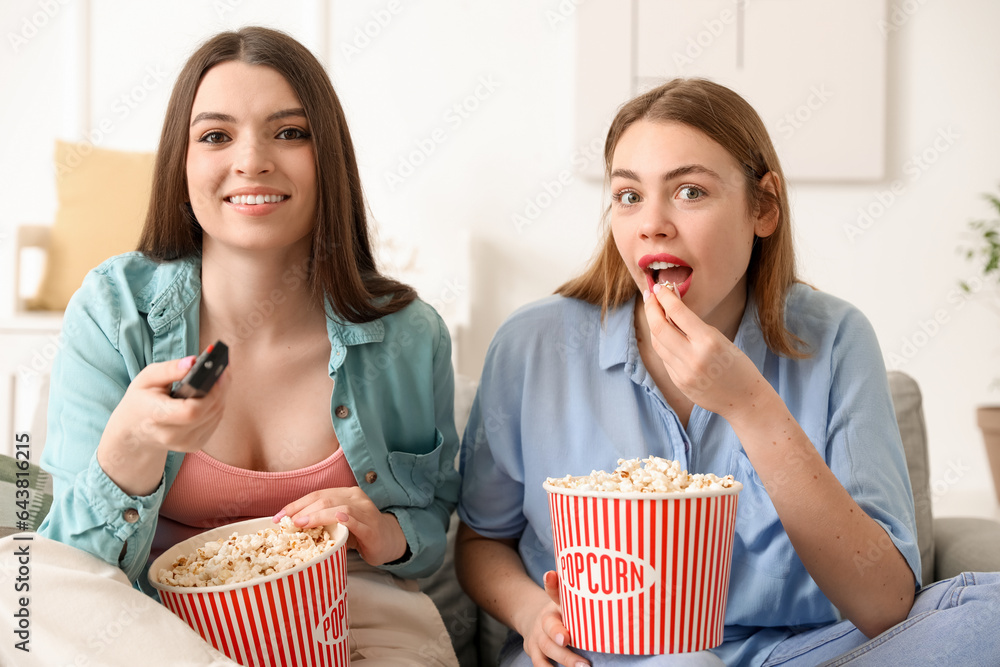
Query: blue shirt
39 252 460 584
458 285 921 664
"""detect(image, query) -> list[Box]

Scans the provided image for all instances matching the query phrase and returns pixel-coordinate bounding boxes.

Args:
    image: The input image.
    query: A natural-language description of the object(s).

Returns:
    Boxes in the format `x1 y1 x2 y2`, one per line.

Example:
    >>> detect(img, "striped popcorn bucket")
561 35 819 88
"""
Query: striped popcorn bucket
543 483 742 655
149 517 351 666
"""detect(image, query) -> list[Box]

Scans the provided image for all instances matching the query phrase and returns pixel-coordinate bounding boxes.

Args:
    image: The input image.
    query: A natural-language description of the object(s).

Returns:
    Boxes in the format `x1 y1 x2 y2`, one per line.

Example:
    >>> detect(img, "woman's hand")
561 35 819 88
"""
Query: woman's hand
515 571 588 667
97 355 230 496
276 487 409 567
642 284 771 422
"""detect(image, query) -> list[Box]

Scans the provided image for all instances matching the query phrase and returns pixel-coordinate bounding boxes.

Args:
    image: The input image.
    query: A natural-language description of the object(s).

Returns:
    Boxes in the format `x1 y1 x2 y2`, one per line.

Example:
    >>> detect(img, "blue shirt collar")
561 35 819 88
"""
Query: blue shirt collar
598 298 636 370
323 300 385 346
141 254 386 346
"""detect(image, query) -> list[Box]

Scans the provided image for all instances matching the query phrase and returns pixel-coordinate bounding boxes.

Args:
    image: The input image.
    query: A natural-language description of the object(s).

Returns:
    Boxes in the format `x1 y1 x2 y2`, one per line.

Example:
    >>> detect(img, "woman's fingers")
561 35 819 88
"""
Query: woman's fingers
642 288 690 365
112 369 228 455
649 282 709 337
543 570 561 605
526 574 588 666
275 488 407 565
276 489 341 525
133 355 197 392
539 612 588 666
642 285 762 415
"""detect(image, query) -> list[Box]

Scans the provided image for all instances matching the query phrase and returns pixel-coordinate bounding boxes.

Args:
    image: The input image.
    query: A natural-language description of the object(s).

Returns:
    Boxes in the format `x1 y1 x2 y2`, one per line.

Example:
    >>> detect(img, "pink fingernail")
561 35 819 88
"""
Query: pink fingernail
335 512 349 522
177 356 195 370
653 283 661 295
642 289 650 302
555 633 566 647
295 515 309 525
272 510 286 522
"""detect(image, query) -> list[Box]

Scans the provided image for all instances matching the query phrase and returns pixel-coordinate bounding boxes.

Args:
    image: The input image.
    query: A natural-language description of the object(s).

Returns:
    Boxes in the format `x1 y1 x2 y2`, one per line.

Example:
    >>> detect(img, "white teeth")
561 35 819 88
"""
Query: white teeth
647 261 681 270
227 194 287 205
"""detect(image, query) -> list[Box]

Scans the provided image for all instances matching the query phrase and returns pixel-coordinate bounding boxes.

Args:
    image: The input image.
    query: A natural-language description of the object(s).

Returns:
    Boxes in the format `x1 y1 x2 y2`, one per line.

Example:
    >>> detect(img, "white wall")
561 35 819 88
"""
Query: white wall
2 0 998 517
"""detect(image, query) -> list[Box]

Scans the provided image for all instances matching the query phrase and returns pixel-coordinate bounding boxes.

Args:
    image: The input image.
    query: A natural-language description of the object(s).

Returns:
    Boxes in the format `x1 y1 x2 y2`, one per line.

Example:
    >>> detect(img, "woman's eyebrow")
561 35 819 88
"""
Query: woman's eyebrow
610 167 640 181
190 108 307 127
190 111 235 127
266 108 307 122
662 164 722 182
610 164 723 182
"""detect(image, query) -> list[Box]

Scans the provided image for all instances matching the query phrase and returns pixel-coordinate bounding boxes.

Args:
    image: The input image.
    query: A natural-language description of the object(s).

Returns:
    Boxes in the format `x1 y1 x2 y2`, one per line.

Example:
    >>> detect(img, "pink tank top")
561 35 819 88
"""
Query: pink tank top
152 448 358 558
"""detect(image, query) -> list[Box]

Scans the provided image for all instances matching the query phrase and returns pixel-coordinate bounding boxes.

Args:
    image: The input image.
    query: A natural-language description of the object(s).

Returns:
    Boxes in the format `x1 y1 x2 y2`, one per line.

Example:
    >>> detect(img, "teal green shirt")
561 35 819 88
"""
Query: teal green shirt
39 252 460 584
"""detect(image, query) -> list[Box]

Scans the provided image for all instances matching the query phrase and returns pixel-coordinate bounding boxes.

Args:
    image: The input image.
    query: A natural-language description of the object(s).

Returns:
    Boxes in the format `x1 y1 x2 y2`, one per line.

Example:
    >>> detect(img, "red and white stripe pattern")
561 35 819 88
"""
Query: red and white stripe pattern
159 545 350 666
548 490 739 655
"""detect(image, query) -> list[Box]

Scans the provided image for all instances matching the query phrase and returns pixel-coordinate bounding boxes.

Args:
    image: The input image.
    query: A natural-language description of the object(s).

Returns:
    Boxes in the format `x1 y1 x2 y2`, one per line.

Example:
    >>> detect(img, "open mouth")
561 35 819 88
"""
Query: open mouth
639 255 692 297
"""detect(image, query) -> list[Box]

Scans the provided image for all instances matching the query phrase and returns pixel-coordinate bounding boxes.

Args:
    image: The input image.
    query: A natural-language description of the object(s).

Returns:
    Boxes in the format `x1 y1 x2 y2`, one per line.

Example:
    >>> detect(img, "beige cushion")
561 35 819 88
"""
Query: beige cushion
887 370 935 586
28 141 154 311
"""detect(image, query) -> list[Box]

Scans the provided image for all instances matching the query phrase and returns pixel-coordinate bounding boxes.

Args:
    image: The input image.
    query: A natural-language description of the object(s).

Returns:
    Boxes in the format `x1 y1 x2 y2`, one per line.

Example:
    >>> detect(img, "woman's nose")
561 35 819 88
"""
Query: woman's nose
637 203 676 240
233 138 273 176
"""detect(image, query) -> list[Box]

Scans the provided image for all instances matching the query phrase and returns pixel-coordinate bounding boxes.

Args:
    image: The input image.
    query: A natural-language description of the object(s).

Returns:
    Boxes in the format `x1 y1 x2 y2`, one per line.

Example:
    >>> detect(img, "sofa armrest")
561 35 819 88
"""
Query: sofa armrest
932 517 1000 581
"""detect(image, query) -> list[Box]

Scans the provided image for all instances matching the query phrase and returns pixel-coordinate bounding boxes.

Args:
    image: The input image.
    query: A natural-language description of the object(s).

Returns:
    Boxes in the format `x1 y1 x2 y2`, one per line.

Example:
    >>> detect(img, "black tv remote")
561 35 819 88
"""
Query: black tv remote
171 341 229 398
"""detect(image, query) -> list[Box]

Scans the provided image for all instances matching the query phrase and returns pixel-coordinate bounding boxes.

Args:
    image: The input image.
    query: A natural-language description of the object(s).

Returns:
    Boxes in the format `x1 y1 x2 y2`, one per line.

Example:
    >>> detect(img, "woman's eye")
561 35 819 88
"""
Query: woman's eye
678 186 705 200
198 131 230 144
277 128 310 140
618 191 641 205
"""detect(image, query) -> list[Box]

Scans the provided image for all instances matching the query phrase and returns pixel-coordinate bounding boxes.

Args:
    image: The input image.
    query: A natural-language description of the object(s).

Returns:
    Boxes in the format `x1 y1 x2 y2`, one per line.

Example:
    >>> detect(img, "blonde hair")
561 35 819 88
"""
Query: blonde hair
557 78 807 358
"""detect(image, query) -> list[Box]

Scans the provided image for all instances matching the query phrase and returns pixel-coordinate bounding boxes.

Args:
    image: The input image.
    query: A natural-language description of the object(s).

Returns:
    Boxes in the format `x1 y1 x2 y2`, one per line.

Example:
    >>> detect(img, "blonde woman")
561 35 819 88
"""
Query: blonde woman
456 79 999 666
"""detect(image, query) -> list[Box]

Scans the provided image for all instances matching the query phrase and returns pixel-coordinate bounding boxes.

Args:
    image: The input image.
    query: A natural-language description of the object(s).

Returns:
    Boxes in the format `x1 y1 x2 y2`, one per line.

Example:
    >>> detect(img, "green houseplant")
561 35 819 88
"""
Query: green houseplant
960 187 1000 504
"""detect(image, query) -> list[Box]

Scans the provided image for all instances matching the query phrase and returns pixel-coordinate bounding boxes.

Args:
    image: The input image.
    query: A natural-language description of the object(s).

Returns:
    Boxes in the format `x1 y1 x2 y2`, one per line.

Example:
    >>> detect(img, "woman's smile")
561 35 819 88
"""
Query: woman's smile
223 188 292 216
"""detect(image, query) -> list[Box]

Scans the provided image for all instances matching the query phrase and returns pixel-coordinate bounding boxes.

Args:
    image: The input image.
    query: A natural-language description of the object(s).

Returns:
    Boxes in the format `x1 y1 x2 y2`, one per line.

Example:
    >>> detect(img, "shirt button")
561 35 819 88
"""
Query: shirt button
335 405 350 419
123 508 140 523
364 470 378 484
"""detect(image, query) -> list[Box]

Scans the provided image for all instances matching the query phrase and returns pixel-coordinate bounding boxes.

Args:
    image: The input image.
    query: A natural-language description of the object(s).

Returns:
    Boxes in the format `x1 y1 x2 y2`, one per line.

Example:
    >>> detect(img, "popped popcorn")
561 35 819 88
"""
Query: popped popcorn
546 456 735 494
158 517 337 588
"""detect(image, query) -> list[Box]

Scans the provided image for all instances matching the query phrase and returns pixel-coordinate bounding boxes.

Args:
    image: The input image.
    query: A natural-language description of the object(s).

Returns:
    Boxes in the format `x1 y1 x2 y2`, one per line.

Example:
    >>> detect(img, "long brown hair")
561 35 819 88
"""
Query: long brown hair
558 78 807 358
137 27 415 323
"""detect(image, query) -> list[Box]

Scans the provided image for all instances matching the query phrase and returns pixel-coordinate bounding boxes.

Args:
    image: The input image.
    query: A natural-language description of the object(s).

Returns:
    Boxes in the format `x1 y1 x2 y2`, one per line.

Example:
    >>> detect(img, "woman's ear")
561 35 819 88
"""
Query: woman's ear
754 171 780 238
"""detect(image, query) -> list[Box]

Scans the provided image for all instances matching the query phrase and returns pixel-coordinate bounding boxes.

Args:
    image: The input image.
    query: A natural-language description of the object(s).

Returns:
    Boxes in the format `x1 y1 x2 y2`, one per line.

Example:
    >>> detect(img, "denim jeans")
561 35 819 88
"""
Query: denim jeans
761 572 999 666
499 573 999 666
499 636 725 666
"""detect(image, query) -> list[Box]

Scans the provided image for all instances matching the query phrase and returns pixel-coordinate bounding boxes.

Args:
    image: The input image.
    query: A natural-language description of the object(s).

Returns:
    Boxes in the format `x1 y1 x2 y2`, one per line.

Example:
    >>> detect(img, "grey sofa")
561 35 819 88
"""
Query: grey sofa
418 370 1000 666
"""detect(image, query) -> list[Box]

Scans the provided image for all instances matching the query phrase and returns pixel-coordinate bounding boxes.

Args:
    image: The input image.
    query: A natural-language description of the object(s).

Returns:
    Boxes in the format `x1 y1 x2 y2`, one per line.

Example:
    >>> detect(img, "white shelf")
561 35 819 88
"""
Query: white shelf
0 314 64 334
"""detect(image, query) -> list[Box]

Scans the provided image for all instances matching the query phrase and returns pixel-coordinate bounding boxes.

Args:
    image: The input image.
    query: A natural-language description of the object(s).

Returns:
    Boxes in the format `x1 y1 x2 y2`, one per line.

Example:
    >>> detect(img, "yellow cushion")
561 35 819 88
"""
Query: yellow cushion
28 141 155 311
